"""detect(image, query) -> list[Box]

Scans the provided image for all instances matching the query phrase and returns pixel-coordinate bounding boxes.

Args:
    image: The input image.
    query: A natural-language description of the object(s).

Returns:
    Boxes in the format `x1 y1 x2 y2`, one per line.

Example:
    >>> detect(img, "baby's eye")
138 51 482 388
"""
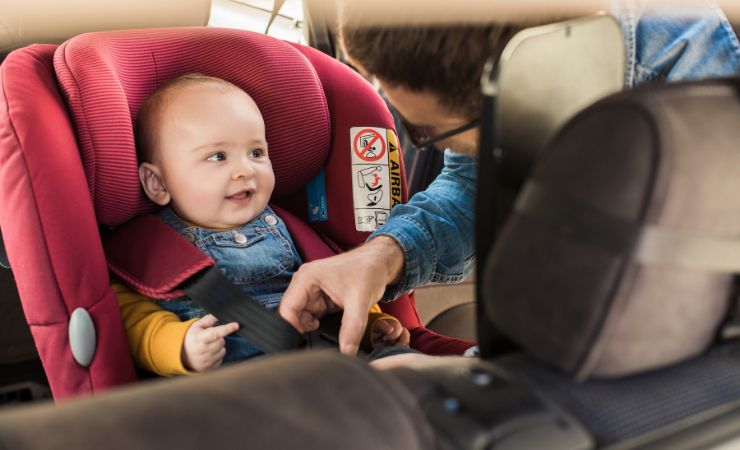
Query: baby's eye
249 148 265 158
206 152 226 161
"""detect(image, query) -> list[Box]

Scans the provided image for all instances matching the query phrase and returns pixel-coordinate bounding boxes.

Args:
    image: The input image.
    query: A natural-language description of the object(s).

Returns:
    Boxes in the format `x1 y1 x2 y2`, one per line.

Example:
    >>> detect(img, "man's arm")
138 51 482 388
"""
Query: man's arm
370 149 477 300
279 235 404 355
611 0 740 87
279 149 476 354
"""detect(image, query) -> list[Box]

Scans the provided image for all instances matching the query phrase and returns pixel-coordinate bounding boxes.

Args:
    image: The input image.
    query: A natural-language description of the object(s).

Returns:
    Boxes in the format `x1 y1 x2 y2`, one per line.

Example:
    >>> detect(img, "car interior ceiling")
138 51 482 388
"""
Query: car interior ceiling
2 3 740 450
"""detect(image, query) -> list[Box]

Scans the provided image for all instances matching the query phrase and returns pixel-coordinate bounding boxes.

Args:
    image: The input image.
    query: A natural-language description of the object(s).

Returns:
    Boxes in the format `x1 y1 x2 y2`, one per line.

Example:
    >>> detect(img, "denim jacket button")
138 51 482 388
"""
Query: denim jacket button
233 232 247 244
183 231 196 243
264 215 278 226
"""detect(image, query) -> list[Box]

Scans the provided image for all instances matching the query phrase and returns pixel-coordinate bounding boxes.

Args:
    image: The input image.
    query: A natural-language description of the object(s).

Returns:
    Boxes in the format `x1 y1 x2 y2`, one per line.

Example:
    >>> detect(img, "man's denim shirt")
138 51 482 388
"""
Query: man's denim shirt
371 1 740 301
156 206 301 361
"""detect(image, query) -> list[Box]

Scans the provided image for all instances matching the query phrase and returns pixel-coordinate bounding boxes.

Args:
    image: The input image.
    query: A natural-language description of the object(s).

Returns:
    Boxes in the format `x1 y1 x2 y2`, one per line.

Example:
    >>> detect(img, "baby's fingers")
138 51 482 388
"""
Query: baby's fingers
209 347 227 369
204 322 239 342
373 319 394 336
193 314 220 330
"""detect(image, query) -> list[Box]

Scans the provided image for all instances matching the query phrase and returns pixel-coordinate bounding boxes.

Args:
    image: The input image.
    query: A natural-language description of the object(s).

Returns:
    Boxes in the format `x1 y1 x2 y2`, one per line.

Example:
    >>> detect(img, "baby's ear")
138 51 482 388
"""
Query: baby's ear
138 162 170 206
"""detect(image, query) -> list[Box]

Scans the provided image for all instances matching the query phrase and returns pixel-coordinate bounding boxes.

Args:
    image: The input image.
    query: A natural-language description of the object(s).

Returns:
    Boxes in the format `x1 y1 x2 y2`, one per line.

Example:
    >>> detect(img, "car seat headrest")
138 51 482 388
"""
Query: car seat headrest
493 14 624 194
0 0 210 53
54 27 330 227
483 79 740 379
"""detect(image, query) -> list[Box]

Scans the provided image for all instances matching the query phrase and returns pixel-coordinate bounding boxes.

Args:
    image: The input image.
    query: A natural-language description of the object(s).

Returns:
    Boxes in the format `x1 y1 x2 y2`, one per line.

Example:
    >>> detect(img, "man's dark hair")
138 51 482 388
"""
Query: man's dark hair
340 24 523 119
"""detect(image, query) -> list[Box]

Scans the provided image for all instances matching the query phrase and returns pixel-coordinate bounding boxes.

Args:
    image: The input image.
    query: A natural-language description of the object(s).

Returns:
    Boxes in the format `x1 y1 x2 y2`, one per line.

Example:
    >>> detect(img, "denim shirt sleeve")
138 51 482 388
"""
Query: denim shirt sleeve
611 0 740 87
368 149 476 300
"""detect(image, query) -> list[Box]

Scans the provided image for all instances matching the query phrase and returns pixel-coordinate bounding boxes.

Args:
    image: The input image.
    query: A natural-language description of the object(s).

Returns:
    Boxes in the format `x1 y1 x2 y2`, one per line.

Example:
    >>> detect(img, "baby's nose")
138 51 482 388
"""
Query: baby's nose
232 160 256 179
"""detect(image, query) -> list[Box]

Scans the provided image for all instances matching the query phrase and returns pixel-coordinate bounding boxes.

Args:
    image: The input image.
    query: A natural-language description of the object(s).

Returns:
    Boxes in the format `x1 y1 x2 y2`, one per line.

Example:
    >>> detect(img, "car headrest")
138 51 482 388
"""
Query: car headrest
483 78 740 379
54 27 330 227
493 14 624 194
0 0 211 53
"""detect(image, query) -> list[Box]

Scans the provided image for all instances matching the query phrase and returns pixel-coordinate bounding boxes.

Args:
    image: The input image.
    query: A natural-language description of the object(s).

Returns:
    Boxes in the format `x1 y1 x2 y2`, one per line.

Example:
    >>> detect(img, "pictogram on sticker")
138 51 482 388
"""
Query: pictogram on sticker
353 128 386 162
350 127 399 232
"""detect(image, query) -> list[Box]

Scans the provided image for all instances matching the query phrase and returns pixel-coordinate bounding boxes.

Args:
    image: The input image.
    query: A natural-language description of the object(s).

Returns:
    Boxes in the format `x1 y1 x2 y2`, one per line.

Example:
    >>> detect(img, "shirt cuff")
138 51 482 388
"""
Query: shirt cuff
369 215 435 301
146 318 198 376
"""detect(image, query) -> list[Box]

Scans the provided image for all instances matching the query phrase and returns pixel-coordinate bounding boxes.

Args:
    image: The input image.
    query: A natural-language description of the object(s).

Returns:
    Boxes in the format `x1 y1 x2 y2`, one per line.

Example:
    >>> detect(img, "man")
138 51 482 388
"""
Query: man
279 1 740 355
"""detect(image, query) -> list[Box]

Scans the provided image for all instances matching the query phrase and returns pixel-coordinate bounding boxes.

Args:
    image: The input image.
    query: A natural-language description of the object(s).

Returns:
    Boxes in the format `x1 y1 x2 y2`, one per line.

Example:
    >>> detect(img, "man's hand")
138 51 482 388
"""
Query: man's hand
372 319 410 348
182 314 239 372
279 236 405 355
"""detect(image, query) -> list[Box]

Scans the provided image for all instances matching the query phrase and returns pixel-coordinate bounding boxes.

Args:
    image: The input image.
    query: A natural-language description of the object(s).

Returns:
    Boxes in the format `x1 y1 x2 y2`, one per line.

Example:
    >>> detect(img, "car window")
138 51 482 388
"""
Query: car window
209 0 305 43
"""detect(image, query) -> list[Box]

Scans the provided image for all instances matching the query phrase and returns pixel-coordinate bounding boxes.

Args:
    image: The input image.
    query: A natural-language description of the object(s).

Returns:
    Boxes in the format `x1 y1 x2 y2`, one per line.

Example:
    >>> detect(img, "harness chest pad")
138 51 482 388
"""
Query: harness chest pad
104 214 214 300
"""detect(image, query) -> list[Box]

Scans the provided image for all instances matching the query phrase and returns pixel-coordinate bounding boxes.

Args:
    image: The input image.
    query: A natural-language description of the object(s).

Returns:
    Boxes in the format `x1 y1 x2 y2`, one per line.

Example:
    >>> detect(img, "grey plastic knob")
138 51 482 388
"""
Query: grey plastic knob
68 307 97 367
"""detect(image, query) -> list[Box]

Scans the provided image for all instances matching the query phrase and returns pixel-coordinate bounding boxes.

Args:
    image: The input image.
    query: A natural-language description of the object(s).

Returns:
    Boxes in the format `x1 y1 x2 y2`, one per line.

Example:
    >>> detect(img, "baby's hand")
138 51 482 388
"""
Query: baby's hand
372 319 410 348
182 314 239 372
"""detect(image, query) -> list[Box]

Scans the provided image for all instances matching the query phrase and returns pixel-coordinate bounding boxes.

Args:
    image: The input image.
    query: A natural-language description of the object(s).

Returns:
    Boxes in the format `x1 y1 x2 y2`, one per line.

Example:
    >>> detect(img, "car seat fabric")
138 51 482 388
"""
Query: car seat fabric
483 78 740 379
104 214 215 300
0 45 137 398
283 43 405 247
0 28 474 398
0 352 439 450
282 44 476 354
53 27 331 227
501 342 740 446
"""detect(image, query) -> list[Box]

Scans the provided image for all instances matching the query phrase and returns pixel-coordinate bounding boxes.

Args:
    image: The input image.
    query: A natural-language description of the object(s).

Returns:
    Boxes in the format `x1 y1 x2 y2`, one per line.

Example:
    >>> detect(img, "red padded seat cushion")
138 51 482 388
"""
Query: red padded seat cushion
0 44 138 397
54 27 330 227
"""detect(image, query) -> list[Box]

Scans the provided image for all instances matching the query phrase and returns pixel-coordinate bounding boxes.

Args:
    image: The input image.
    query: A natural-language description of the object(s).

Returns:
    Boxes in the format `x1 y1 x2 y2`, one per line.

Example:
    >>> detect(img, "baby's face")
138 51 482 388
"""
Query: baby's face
153 85 274 229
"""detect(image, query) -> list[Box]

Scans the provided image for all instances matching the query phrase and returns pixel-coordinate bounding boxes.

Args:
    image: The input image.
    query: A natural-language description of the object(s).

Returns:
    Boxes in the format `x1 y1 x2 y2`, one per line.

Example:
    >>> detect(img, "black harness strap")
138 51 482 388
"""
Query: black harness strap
182 266 304 353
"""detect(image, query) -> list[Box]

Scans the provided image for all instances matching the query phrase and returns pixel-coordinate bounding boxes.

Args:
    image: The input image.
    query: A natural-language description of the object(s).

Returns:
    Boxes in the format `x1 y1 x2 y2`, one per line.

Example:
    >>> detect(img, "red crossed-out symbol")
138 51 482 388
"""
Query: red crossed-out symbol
353 128 386 162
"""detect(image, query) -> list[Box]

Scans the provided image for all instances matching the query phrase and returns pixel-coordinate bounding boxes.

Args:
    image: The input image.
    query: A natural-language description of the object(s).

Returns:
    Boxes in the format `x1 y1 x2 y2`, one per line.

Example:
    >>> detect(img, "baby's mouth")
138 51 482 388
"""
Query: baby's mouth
226 190 253 201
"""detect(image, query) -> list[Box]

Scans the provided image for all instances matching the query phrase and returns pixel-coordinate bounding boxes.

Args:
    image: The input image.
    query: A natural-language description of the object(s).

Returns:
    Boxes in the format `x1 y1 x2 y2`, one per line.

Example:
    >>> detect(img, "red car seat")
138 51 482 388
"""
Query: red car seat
0 27 475 399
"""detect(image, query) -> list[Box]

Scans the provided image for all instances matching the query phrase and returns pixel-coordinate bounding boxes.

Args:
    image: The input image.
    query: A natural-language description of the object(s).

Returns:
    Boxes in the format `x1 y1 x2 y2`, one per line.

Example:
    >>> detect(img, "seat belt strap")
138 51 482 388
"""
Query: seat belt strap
182 266 304 353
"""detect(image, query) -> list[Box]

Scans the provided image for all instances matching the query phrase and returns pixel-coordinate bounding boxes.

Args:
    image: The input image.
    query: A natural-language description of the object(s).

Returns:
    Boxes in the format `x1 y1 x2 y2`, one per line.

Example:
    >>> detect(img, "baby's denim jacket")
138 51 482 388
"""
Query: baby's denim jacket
156 206 302 361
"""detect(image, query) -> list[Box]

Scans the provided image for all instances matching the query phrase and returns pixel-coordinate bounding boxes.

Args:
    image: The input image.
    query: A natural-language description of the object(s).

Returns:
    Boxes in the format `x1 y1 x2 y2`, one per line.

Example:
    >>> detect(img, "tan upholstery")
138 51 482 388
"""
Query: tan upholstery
0 0 211 52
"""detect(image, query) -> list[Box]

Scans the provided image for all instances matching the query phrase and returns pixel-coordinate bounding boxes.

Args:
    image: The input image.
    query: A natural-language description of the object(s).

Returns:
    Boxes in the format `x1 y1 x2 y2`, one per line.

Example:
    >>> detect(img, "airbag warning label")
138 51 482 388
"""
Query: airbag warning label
350 127 402 231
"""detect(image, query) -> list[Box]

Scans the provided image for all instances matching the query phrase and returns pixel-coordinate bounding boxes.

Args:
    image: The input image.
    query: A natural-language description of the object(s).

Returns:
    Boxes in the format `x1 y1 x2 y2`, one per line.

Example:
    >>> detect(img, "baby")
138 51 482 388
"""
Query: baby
113 74 408 375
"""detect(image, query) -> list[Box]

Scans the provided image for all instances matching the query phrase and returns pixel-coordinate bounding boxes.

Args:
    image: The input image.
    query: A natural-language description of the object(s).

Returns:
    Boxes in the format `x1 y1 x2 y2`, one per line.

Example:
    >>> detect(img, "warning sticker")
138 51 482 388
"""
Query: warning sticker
387 128 403 208
351 127 401 232
352 128 387 164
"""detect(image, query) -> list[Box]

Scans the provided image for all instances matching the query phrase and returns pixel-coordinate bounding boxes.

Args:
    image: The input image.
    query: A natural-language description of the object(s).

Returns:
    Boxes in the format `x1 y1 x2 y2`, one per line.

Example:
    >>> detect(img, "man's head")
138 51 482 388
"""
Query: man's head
339 18 552 155
136 74 274 229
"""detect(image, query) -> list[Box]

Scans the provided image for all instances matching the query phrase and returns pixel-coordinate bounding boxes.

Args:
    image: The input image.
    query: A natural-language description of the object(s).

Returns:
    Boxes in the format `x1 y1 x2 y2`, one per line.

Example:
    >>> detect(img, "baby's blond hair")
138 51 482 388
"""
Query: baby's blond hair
135 74 246 163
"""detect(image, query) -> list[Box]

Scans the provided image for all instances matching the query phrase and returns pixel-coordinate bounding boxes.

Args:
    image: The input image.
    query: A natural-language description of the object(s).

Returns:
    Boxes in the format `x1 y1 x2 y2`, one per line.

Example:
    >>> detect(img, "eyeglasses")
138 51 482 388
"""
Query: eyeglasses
400 116 479 151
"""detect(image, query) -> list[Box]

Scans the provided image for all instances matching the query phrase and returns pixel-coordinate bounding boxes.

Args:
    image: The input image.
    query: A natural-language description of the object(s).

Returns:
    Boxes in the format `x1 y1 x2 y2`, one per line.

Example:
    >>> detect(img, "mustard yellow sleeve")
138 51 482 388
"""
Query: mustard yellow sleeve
112 281 197 376
362 305 401 351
